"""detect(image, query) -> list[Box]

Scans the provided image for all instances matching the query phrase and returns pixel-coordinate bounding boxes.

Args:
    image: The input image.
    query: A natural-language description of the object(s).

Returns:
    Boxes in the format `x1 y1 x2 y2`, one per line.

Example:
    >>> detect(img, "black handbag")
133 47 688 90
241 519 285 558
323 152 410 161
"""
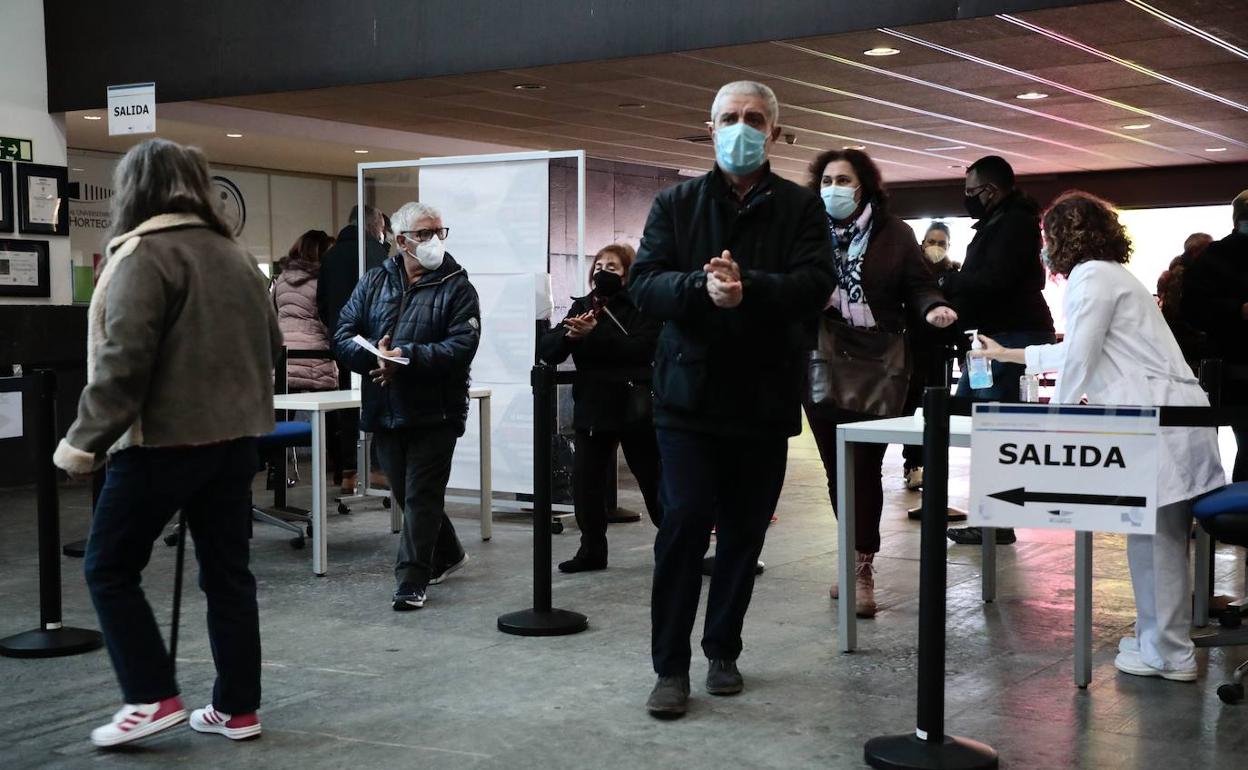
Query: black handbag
622 379 654 425
807 316 910 418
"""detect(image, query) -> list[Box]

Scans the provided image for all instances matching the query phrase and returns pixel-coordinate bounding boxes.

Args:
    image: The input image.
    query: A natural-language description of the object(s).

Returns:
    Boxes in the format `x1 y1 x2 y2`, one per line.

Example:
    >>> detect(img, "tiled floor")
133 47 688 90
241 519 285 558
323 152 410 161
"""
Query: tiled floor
0 427 1245 769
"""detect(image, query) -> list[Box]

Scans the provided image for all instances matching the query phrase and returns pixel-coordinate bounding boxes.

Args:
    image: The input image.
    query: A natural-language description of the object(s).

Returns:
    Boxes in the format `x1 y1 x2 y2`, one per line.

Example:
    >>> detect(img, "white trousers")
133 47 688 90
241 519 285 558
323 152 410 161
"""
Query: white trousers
1126 500 1195 672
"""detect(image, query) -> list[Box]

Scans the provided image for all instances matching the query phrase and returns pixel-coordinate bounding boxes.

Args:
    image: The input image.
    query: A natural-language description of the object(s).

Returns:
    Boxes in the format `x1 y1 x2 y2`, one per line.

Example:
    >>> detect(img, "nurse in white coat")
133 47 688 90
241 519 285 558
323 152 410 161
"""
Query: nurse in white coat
975 191 1224 681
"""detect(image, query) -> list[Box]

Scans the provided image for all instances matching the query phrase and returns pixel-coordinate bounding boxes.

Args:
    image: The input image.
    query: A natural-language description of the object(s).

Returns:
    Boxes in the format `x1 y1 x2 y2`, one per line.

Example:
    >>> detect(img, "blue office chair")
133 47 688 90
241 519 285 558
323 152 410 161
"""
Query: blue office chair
1192 482 1248 704
251 418 313 549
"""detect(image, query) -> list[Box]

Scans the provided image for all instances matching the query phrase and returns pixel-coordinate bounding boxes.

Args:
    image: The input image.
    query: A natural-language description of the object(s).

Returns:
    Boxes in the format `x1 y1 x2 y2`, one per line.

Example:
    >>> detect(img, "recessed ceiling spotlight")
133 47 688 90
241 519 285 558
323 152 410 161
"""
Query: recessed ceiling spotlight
83 114 102 120
71 167 84 172
924 145 966 151
617 102 646 109
948 164 966 169
225 133 243 138
1015 91 1049 100
864 47 901 57
1206 147 1228 152
353 149 370 154
1122 122 1152 130
843 144 866 150
512 83 546 91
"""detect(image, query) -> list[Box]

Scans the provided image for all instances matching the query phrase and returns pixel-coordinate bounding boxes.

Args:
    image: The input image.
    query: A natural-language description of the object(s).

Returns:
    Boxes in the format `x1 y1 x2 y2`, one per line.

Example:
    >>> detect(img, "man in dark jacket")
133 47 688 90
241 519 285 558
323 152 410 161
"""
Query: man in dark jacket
334 201 481 611
939 156 1055 546
1181 190 1248 480
629 81 836 718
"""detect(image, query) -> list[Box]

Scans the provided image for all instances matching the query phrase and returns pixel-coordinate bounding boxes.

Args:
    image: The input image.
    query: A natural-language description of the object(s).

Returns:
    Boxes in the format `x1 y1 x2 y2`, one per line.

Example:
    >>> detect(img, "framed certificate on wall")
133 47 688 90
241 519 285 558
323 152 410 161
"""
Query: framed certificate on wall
0 162 13 233
17 163 69 236
0 239 51 297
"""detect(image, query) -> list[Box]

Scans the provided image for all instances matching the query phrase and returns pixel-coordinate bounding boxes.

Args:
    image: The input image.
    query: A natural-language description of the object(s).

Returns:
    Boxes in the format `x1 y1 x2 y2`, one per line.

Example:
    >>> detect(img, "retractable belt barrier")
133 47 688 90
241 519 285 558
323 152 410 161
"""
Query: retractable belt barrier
867 383 1248 770
497 364 652 637
0 369 104 659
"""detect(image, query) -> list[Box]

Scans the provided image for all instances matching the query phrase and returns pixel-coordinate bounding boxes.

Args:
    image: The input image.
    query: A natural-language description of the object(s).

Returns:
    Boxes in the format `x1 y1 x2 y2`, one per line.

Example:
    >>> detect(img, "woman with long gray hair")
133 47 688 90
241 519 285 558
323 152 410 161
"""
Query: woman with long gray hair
53 138 283 747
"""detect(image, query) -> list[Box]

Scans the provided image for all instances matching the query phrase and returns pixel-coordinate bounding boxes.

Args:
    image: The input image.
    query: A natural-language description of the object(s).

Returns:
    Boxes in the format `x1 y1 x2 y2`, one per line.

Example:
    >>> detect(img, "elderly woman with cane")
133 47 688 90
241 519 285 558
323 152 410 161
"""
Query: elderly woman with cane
53 138 283 747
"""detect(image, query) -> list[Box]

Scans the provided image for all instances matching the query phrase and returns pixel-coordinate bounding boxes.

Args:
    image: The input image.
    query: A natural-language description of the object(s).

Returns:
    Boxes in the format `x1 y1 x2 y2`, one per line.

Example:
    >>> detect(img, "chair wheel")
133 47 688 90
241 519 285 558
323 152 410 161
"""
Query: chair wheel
337 502 351 515
287 478 296 488
306 524 313 537
382 497 391 509
552 519 564 535
1217 683 1243 704
1219 610 1243 629
164 532 180 547
290 537 305 550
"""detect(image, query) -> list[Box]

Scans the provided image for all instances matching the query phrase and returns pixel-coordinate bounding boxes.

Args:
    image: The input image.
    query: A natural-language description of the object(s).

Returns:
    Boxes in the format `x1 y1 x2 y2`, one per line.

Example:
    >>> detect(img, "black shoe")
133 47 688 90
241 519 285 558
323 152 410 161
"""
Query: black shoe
429 552 469 585
946 527 1017 545
705 659 744 696
392 582 426 611
558 554 607 573
701 556 765 576
646 674 690 718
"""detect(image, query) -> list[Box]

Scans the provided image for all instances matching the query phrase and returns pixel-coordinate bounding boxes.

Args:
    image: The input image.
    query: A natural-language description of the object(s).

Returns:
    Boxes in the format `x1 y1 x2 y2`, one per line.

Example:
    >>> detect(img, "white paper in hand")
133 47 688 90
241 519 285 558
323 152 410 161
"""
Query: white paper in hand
352 334 410 365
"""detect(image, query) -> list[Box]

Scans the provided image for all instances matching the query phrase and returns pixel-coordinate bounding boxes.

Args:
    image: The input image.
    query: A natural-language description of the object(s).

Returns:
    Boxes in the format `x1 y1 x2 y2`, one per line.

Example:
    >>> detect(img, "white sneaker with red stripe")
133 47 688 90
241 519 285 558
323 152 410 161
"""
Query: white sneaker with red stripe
90 696 188 748
189 704 262 740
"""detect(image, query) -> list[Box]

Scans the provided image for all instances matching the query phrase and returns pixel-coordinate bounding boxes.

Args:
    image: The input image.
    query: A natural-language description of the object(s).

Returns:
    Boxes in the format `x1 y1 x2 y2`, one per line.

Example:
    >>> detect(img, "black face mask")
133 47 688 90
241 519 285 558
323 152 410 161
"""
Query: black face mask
964 191 989 220
593 270 623 297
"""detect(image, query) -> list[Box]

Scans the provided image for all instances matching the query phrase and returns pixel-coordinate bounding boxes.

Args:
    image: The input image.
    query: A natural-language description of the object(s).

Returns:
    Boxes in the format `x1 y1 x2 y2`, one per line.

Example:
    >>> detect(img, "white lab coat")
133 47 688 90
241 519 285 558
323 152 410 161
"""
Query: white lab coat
1023 260 1224 507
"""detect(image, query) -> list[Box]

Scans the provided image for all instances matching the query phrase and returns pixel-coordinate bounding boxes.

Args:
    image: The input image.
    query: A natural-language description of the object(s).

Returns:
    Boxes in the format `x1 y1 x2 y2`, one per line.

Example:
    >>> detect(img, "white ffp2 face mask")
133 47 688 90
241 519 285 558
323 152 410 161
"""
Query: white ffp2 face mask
412 236 445 270
924 245 948 263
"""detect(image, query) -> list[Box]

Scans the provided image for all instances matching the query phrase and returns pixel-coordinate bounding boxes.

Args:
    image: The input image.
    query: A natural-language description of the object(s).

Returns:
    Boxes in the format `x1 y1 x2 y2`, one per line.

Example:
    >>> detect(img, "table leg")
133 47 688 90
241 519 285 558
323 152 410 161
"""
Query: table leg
837 429 857 653
312 412 328 576
982 528 997 603
1074 531 1093 688
479 394 492 542
1193 526 1211 628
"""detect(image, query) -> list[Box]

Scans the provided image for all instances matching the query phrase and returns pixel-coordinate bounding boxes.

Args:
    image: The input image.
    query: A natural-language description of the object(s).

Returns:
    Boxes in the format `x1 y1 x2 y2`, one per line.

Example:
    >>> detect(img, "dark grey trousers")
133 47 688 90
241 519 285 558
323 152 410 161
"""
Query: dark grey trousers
374 423 464 589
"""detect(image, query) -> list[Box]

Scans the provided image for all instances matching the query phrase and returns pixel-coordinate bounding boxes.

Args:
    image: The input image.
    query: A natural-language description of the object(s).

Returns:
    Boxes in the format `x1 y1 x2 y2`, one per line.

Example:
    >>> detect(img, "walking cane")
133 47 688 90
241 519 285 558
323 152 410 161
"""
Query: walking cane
169 509 188 669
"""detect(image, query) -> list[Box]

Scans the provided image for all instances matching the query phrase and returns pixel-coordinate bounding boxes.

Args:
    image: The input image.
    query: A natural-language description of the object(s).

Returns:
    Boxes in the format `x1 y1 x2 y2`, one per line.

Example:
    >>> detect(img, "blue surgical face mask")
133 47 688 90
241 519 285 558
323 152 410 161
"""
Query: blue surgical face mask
714 122 768 176
821 185 859 221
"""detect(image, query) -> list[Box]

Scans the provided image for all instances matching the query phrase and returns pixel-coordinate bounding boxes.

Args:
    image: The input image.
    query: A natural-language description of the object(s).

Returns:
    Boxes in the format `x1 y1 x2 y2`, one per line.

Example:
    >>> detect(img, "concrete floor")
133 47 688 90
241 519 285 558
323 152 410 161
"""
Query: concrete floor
1 429 1246 770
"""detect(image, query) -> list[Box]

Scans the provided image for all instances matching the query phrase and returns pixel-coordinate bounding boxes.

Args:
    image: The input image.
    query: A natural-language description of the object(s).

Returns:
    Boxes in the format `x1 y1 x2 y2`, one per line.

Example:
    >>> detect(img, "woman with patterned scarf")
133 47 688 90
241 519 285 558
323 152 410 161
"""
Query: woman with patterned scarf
804 149 958 618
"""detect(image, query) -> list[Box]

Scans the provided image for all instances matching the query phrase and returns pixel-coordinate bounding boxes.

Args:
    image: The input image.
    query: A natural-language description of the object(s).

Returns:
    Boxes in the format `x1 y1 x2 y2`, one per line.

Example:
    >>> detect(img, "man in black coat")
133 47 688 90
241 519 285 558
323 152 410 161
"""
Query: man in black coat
938 156 1055 546
333 201 481 612
629 81 836 718
1181 189 1248 480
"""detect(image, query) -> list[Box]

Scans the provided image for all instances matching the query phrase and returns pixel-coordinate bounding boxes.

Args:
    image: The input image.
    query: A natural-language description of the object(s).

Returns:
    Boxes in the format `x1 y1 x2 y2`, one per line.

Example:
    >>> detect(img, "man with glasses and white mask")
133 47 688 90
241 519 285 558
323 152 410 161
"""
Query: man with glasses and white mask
333 202 481 612
629 81 836 718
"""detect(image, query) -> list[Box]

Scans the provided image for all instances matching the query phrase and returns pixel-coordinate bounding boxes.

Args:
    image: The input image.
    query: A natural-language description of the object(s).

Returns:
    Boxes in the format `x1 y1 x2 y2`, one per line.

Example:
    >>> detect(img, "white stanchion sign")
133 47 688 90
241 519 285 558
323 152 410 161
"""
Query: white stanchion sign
107 83 156 136
969 404 1159 535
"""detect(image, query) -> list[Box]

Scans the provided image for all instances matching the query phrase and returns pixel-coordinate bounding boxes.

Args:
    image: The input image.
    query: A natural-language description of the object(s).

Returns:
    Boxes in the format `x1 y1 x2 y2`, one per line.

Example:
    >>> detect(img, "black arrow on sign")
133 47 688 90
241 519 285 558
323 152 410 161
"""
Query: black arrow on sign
988 487 1146 508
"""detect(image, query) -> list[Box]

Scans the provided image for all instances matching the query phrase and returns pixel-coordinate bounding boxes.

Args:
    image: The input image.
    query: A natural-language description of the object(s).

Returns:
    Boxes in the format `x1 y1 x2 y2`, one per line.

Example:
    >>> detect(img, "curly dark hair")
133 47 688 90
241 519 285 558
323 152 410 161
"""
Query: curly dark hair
807 148 889 220
1041 191 1132 277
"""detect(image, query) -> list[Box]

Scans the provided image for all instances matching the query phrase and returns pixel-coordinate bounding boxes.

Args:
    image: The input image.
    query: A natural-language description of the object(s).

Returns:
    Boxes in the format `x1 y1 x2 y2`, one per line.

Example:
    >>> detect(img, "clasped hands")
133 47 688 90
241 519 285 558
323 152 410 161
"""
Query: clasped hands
704 250 743 309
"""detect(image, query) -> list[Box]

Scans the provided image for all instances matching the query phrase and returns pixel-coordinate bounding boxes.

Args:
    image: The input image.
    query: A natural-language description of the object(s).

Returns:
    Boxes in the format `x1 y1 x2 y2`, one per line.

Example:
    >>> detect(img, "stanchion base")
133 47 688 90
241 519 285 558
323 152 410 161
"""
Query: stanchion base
63 539 88 558
497 608 588 637
0 627 104 659
865 733 998 770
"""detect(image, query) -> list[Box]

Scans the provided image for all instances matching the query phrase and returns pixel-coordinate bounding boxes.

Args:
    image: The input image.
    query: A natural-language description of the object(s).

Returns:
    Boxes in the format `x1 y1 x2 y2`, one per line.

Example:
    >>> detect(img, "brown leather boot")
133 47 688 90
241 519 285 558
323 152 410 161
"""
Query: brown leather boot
854 552 877 618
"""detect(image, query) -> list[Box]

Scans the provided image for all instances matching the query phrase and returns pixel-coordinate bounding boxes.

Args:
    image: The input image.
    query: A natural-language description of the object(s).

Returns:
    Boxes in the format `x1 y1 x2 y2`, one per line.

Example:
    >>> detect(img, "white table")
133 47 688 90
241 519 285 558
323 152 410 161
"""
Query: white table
273 387 493 576
835 414 1098 687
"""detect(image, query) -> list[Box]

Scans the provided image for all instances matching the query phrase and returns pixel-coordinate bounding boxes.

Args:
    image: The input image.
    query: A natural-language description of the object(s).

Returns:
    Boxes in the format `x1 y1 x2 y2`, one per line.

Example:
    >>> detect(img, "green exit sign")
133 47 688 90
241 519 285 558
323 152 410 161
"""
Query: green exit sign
0 137 33 162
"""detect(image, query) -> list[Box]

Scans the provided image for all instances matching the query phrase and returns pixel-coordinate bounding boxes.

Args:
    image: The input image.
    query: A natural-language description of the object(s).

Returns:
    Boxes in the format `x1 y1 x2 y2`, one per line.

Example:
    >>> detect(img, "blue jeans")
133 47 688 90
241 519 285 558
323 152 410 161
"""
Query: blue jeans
955 330 1057 402
84 439 261 713
651 429 788 675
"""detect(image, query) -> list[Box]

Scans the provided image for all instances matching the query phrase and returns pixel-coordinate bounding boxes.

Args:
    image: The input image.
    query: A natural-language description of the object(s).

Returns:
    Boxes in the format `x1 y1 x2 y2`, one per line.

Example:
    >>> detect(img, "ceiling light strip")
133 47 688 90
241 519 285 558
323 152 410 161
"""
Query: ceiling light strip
494 69 999 166
1123 0 1248 61
880 27 1243 152
998 14 1248 115
769 42 1153 161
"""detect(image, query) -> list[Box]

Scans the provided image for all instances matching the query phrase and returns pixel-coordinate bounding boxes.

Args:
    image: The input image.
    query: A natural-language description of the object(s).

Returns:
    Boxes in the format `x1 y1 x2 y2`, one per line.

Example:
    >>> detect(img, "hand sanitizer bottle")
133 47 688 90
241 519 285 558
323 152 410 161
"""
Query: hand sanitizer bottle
965 329 993 391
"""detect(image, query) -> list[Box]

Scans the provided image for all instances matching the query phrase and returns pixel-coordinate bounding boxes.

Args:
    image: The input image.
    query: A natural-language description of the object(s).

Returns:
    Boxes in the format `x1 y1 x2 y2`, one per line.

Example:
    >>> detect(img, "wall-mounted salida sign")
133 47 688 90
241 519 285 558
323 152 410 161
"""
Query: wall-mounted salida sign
107 82 156 136
970 404 1159 535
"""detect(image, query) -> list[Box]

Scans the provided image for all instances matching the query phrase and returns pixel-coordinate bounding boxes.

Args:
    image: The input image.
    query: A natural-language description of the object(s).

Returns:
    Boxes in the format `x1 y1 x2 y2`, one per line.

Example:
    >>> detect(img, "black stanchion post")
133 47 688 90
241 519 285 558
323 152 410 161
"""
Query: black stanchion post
864 386 997 770
497 364 588 636
0 369 104 659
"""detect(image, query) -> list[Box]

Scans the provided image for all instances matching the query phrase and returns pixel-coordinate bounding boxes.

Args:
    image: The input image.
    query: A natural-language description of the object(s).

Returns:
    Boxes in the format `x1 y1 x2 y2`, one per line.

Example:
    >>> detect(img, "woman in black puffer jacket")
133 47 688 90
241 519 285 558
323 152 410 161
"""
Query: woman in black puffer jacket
539 244 662 573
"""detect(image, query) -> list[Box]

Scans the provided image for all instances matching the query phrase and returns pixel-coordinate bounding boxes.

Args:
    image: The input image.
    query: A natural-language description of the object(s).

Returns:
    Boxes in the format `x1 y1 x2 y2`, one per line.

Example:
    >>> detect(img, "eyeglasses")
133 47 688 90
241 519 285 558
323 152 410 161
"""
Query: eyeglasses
400 227 450 243
965 184 991 198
